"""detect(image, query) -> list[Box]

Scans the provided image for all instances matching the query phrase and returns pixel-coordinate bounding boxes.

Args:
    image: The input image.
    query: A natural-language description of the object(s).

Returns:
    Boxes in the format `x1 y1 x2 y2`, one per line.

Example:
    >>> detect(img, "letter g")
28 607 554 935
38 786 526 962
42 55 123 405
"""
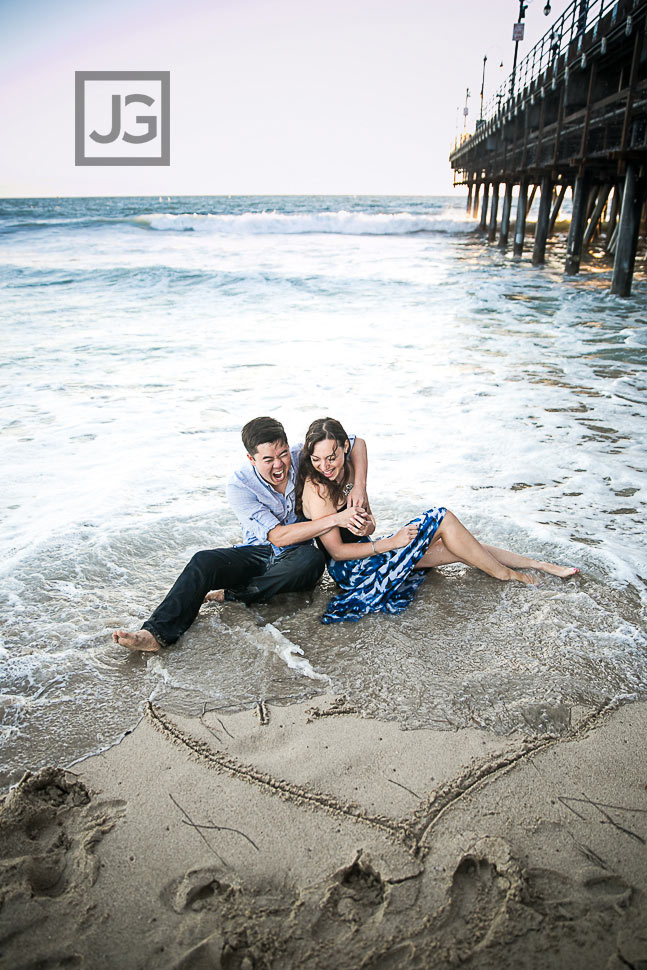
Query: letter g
122 93 157 144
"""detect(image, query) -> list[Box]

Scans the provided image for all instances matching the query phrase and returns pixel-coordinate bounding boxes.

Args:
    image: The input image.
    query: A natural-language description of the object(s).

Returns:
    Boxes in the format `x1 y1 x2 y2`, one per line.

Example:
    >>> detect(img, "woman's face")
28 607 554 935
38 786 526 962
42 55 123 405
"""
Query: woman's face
310 437 347 482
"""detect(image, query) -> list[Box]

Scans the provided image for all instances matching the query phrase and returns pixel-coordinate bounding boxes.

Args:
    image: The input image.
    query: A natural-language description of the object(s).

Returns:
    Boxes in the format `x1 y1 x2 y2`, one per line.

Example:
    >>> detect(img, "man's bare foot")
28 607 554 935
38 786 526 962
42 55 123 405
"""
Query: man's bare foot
534 562 580 578
204 590 225 603
112 629 161 652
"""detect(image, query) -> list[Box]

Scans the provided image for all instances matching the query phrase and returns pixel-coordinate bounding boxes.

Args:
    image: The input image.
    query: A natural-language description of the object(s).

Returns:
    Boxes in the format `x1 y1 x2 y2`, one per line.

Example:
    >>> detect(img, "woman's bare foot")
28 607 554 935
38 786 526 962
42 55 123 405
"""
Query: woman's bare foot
507 568 535 584
112 629 161 652
534 562 580 578
204 590 225 603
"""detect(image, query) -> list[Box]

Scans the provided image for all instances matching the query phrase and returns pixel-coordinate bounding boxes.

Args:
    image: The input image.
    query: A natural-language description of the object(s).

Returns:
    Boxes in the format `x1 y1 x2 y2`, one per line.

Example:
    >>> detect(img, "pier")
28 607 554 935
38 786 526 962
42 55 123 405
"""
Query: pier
450 0 647 295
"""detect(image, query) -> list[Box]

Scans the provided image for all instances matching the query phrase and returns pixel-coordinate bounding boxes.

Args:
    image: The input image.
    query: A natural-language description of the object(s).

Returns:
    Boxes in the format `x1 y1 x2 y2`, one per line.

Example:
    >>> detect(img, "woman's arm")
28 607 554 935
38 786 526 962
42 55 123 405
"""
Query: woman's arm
302 483 418 561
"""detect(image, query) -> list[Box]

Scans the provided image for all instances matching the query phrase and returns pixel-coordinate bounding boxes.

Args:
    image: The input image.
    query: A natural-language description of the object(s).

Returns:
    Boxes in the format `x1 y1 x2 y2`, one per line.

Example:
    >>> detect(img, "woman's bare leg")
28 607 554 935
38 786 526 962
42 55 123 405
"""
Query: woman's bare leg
415 512 533 583
415 538 462 568
417 537 578 578
479 544 579 577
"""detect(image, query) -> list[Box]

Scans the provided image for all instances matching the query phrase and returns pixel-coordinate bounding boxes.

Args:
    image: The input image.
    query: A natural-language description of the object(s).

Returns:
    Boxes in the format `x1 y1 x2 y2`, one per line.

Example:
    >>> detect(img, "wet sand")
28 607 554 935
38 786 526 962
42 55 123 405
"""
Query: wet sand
1 695 646 969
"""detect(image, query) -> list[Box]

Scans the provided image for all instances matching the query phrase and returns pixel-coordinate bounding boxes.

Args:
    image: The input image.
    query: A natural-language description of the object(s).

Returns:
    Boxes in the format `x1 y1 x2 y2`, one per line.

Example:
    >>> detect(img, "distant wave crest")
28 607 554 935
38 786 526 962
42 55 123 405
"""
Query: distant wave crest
135 210 472 236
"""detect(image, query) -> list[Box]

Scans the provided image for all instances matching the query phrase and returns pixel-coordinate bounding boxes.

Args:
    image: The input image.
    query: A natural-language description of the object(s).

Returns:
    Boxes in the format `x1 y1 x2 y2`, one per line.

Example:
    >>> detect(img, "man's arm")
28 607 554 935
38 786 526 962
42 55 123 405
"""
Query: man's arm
227 476 368 550
346 436 368 509
345 436 373 534
268 506 367 548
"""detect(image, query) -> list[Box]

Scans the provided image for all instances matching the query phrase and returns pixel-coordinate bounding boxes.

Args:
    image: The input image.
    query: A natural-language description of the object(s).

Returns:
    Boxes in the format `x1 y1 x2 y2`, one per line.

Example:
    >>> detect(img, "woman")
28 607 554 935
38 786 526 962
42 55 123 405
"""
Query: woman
296 417 578 624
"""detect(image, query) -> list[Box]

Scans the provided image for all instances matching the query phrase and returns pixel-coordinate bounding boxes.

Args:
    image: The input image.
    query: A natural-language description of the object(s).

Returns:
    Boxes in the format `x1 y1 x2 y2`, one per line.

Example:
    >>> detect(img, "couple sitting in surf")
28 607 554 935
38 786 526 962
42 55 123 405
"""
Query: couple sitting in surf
114 415 577 652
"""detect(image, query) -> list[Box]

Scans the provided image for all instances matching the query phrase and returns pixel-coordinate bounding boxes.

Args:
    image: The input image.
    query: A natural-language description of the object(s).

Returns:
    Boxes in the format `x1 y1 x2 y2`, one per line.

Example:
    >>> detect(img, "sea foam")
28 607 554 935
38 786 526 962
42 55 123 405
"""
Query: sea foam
135 209 473 235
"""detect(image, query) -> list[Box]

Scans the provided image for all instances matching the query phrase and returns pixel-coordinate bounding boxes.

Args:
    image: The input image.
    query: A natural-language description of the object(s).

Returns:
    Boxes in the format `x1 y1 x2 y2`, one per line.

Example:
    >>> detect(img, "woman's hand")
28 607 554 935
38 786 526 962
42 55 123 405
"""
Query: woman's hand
335 506 369 531
347 512 375 537
389 522 420 550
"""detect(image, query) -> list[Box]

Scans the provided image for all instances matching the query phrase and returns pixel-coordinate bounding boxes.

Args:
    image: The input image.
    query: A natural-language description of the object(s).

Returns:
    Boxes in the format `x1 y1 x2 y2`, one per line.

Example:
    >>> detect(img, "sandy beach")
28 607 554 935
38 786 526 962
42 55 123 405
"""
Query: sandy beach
1 694 646 969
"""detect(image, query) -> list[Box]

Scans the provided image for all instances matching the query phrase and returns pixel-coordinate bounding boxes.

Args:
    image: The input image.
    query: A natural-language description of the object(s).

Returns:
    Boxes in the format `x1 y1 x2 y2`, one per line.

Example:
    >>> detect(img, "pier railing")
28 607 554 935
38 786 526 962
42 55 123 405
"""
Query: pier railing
478 0 640 131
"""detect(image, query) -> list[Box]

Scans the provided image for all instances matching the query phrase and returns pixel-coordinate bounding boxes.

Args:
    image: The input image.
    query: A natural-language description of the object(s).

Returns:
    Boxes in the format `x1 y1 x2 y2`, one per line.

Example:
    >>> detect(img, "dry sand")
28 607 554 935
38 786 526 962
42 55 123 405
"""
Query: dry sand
1 694 646 970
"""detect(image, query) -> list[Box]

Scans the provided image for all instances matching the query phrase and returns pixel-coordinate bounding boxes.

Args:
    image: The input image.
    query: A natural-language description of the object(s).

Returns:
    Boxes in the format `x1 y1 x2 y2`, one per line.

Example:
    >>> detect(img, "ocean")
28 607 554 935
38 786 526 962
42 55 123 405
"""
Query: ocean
1 194 645 788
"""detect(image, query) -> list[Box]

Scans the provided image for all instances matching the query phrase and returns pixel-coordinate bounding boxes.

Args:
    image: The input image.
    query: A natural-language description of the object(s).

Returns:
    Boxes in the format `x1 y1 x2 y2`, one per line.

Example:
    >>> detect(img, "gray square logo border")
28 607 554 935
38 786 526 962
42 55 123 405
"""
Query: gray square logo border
75 71 170 166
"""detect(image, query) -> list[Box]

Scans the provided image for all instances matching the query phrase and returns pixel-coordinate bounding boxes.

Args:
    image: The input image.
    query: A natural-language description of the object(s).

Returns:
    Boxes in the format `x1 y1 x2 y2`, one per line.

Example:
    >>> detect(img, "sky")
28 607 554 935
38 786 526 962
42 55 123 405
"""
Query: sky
1 0 572 197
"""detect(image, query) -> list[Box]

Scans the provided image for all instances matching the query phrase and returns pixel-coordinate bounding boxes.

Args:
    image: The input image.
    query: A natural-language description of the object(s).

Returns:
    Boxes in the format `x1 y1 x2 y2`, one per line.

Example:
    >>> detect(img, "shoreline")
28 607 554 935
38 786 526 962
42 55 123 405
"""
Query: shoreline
1 695 646 969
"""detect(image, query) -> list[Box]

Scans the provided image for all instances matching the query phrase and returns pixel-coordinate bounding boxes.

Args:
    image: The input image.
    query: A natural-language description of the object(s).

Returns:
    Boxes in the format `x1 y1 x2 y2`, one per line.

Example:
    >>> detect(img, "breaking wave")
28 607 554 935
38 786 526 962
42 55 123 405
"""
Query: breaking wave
135 209 473 236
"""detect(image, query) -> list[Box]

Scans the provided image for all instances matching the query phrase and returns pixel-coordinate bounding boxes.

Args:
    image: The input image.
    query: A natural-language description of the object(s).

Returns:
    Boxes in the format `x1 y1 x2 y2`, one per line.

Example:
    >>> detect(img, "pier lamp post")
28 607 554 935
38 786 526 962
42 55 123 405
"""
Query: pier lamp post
479 55 488 123
510 0 528 98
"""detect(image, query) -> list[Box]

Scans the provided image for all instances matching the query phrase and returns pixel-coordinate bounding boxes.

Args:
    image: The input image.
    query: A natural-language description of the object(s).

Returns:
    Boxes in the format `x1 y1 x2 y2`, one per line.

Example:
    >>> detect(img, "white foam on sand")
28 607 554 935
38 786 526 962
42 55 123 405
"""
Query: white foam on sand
261 624 330 683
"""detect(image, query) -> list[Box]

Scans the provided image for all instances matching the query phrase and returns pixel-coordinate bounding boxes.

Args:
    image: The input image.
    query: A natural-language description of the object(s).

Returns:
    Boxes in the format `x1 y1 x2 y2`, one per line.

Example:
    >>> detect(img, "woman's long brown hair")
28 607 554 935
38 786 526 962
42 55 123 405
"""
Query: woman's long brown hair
295 417 351 515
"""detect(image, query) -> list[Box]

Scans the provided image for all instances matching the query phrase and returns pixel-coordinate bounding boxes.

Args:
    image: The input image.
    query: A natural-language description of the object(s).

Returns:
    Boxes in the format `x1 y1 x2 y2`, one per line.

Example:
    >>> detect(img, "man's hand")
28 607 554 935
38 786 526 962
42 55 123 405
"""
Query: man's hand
346 484 368 509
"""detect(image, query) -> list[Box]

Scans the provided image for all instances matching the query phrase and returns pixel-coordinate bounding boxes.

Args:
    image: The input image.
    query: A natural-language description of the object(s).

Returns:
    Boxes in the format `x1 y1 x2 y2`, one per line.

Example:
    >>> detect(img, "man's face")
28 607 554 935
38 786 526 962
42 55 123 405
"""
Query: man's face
248 439 291 493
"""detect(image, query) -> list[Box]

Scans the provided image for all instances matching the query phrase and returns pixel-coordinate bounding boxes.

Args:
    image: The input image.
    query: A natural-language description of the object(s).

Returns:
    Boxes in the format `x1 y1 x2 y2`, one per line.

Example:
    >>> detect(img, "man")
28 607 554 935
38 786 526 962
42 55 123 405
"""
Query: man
113 416 369 652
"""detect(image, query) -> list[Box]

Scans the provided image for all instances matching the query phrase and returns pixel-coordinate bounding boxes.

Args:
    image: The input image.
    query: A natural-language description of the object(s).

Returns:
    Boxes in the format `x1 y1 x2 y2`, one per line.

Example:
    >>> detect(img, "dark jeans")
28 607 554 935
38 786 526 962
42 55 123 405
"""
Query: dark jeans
141 543 325 647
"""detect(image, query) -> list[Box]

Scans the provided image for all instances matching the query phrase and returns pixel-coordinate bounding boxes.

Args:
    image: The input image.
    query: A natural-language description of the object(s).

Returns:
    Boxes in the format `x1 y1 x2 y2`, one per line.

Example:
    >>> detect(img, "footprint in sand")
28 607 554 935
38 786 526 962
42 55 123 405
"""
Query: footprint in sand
431 839 541 961
527 866 633 920
580 871 633 910
446 855 508 936
163 866 238 914
313 854 386 939
0 767 124 969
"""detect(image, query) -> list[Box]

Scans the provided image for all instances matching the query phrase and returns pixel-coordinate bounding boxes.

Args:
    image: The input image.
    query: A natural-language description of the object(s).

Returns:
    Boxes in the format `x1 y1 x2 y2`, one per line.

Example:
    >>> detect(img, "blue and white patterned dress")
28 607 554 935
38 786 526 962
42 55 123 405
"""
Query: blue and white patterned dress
321 507 447 623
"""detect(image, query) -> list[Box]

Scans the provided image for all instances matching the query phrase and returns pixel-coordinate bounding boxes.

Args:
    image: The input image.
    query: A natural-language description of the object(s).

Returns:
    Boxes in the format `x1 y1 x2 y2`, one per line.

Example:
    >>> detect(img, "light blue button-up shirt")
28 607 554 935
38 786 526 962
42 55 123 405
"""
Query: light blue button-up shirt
226 437 355 554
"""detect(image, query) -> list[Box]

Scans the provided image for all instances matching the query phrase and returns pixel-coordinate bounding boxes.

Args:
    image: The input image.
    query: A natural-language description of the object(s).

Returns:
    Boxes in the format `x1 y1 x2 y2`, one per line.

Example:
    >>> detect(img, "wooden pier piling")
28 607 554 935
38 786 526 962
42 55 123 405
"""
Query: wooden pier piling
488 182 500 241
565 173 591 275
472 181 481 218
548 184 568 234
583 184 611 246
532 175 553 265
479 182 490 230
605 185 622 250
611 162 645 294
450 0 647 295
499 181 514 247
526 184 538 217
514 179 529 257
